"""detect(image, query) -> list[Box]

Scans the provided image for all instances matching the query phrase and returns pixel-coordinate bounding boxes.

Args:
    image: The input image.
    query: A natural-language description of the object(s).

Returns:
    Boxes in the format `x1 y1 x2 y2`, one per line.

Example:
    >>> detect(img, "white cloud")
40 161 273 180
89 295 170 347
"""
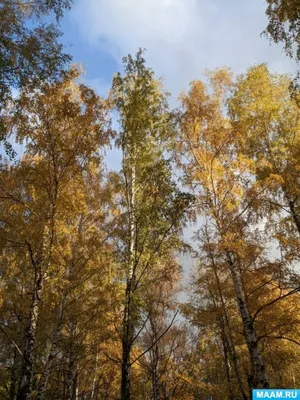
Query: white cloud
71 0 297 97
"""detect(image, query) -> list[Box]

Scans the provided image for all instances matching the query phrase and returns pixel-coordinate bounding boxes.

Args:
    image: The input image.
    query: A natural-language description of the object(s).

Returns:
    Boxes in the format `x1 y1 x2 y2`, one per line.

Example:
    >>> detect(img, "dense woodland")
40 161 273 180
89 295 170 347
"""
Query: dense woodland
0 1 300 399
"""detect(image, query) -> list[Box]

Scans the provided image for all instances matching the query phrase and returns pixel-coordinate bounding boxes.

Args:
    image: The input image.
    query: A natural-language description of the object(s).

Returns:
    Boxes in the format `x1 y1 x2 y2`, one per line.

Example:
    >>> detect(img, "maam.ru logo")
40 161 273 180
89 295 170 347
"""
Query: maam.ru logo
253 390 300 399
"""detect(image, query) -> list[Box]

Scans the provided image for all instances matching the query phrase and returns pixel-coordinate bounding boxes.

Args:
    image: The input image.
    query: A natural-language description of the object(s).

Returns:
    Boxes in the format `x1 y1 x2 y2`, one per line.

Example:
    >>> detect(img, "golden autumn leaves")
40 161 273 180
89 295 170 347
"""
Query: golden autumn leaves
0 54 299 399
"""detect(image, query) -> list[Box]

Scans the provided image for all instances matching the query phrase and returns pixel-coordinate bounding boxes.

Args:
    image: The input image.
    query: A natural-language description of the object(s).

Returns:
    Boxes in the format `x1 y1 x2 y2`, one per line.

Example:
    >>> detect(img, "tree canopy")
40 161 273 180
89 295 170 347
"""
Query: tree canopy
0 1 299 399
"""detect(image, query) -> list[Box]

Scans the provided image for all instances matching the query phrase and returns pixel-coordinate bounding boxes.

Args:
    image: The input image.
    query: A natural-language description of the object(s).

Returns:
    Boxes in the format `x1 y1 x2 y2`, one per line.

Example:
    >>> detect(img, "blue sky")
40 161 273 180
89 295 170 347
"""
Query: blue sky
57 0 298 177
60 0 297 102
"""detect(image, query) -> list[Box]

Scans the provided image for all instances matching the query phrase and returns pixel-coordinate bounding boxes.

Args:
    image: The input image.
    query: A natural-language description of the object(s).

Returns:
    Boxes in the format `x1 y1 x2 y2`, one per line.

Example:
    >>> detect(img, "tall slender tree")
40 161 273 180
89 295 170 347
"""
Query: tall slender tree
111 49 190 400
178 70 270 390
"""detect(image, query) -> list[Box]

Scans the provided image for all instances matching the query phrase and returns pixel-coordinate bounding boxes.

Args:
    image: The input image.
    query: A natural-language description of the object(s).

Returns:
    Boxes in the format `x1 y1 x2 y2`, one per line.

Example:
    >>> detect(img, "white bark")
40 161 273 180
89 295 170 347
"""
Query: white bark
226 252 269 389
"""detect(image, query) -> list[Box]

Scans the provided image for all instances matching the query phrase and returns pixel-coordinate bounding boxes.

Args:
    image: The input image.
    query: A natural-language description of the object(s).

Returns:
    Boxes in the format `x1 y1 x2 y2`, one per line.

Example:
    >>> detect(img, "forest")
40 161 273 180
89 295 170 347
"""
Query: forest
0 1 299 399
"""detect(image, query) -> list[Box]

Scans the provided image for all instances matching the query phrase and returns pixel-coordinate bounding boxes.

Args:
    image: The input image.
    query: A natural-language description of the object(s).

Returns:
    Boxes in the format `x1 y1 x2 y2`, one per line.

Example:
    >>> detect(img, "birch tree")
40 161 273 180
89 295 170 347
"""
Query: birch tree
178 70 270 390
0 68 111 399
111 50 190 400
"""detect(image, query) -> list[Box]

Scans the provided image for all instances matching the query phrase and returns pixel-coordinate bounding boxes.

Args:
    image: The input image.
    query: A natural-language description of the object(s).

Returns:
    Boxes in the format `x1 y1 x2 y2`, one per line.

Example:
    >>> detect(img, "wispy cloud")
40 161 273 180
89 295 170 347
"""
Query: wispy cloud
70 0 297 97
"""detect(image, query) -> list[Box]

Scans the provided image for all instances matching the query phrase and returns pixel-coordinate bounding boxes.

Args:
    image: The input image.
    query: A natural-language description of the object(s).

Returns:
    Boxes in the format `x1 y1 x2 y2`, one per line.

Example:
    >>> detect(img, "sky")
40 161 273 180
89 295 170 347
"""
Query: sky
57 0 298 174
60 0 297 102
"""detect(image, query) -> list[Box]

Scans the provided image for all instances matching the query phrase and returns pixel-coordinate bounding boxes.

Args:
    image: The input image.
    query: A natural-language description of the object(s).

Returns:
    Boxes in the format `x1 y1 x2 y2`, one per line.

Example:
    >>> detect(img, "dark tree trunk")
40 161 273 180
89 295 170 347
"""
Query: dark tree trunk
121 356 131 400
121 279 134 400
17 265 43 400
219 324 234 400
288 199 300 234
9 348 19 400
64 321 78 400
151 344 160 400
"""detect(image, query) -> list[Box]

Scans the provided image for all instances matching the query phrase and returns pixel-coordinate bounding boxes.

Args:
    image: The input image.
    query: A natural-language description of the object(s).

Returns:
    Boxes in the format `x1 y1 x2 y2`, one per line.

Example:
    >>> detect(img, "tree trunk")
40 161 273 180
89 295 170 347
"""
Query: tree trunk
9 348 19 400
208 247 248 400
90 351 99 400
121 280 134 400
226 252 269 390
65 322 78 400
288 198 300 234
149 319 160 400
208 278 235 400
121 350 131 400
151 344 160 400
65 353 78 400
17 264 43 400
121 145 136 400
219 323 234 400
37 296 66 399
281 187 300 234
